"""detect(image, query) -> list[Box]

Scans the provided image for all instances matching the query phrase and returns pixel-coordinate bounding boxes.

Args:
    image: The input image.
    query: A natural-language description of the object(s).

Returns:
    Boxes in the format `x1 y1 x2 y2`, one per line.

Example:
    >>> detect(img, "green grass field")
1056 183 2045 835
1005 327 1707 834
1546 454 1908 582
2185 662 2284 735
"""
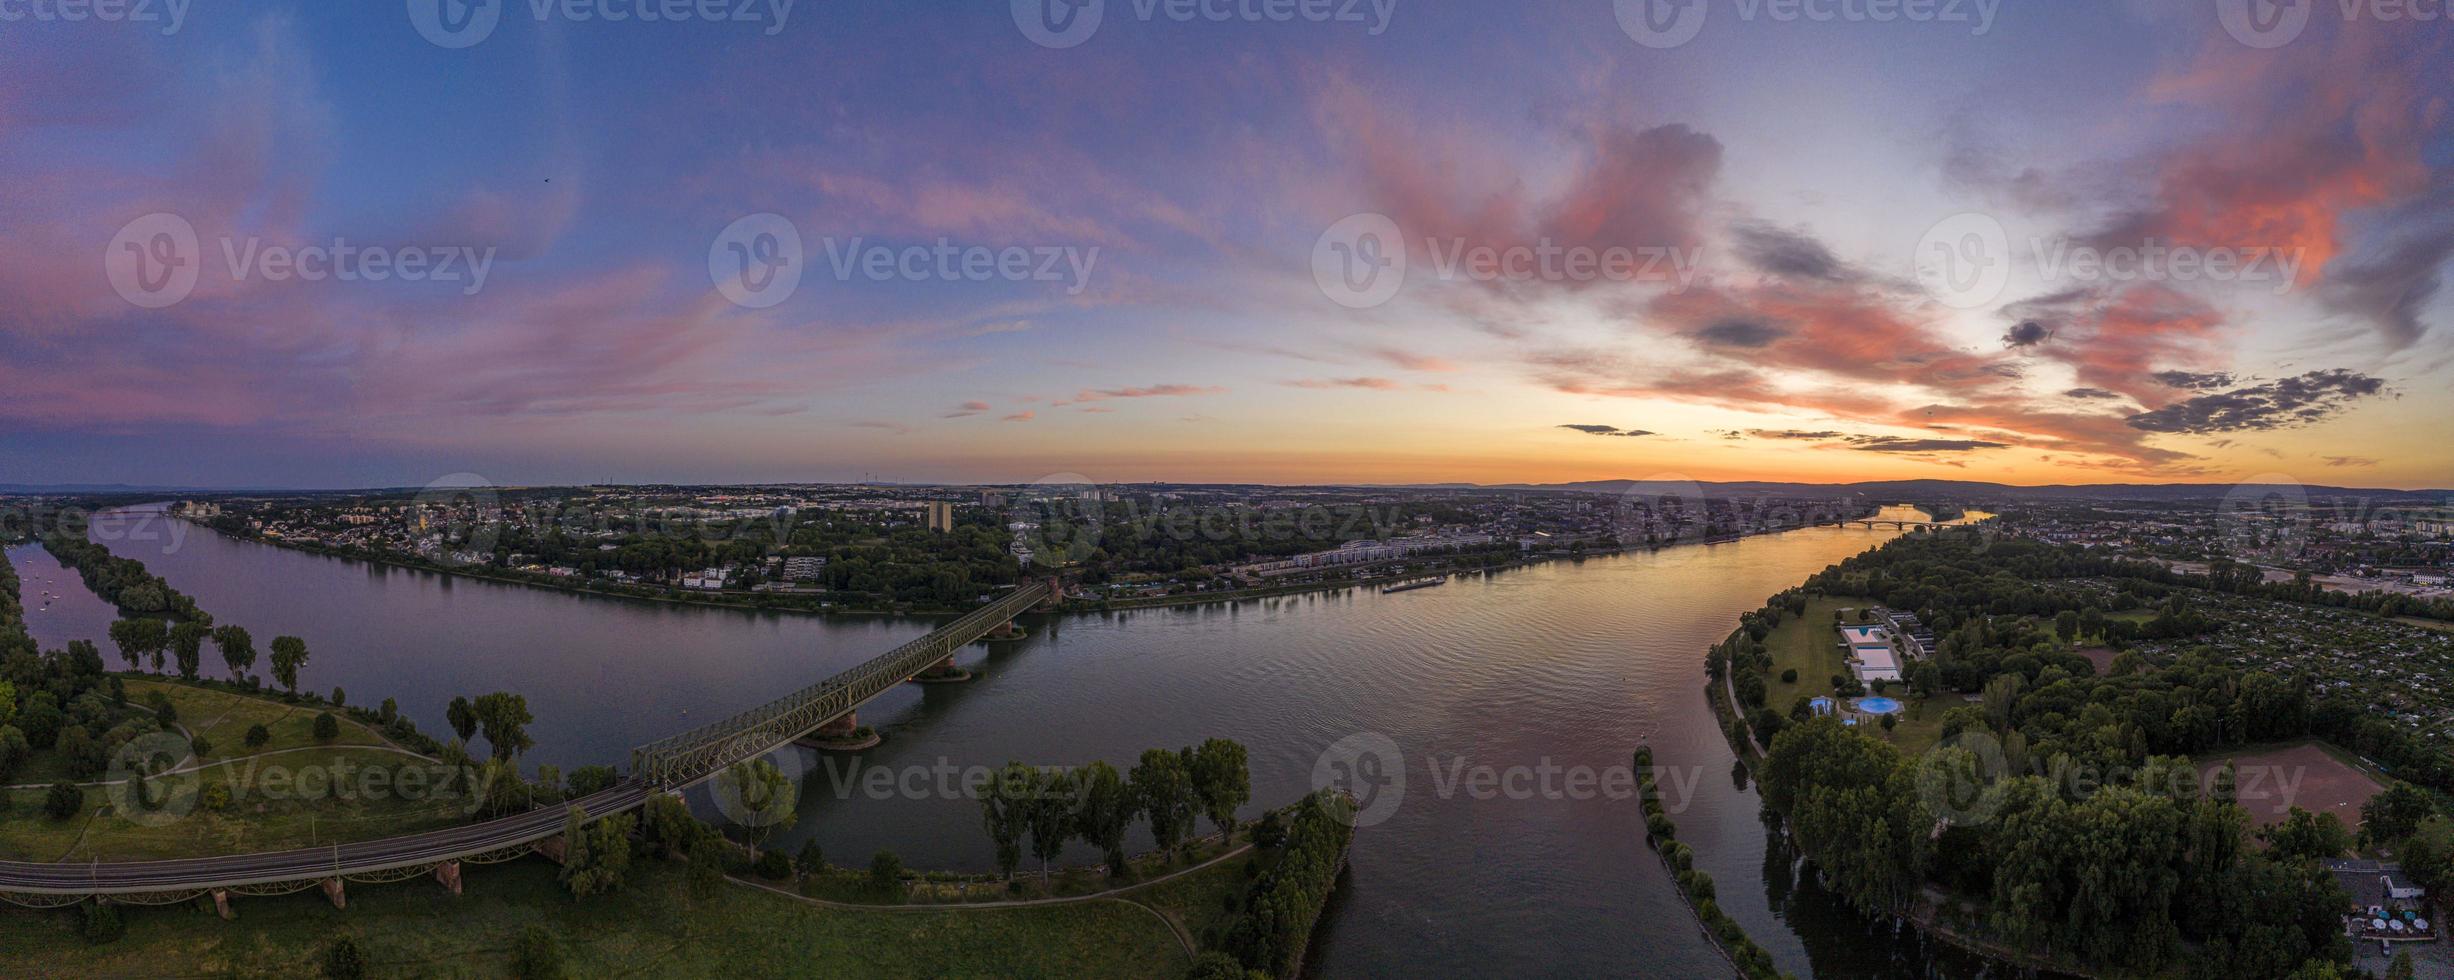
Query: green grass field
2 679 452 862
127 677 393 758
1764 595 1860 710
0 857 1207 978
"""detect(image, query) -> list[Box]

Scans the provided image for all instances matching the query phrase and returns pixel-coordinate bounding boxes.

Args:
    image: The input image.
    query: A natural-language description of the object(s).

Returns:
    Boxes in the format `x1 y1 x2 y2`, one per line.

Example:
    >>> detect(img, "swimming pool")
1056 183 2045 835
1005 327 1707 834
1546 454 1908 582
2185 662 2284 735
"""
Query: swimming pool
1855 696 1903 714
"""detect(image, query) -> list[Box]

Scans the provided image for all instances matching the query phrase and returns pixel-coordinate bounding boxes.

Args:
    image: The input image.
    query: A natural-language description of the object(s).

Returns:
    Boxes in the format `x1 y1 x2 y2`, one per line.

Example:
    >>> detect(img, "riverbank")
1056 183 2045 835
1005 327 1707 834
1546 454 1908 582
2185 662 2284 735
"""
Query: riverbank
188 508 1915 623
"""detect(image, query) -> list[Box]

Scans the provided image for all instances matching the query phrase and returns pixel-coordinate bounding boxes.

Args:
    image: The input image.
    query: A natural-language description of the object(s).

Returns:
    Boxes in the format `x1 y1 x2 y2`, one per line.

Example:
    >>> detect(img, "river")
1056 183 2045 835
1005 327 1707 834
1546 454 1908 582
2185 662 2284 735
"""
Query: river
8 505 2023 977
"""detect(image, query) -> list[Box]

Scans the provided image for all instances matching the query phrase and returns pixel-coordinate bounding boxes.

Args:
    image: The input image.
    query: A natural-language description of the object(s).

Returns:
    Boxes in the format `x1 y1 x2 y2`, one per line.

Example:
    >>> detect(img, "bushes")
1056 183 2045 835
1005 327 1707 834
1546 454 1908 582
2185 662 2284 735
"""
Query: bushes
754 849 793 880
509 925 561 979
1637 743 1784 980
869 850 905 896
79 901 123 945
243 723 271 748
45 782 82 821
313 712 340 742
323 937 366 979
1219 790 1353 976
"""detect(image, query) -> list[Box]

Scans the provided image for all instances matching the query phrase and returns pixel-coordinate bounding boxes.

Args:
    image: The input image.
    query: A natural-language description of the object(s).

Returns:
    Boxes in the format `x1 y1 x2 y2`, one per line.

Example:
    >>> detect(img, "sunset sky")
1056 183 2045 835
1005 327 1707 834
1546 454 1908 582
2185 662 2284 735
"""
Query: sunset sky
3 2 2449 490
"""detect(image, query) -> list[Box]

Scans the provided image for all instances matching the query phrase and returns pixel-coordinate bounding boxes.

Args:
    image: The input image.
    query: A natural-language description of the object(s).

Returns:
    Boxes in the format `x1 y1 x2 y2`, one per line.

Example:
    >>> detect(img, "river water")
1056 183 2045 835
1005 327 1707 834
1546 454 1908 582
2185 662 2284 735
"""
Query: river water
8 505 2019 977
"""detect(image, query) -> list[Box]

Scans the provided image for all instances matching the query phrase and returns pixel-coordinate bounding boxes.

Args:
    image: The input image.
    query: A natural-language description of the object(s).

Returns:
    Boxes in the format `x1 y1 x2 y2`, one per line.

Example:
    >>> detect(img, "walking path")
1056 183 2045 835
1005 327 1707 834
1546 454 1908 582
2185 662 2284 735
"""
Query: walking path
726 841 1255 957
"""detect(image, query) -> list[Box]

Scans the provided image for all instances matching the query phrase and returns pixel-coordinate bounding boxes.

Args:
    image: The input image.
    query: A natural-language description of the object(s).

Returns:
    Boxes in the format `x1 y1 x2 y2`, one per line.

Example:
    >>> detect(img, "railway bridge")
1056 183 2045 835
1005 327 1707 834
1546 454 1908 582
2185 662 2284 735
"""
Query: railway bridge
0 580 1054 907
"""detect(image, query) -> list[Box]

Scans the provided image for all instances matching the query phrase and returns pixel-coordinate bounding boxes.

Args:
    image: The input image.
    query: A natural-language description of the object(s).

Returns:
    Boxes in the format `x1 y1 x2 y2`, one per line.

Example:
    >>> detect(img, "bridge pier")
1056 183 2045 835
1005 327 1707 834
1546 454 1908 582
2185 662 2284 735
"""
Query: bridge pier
912 655 972 683
211 889 234 920
818 712 858 738
321 877 346 910
534 835 568 866
984 618 1027 642
435 859 463 896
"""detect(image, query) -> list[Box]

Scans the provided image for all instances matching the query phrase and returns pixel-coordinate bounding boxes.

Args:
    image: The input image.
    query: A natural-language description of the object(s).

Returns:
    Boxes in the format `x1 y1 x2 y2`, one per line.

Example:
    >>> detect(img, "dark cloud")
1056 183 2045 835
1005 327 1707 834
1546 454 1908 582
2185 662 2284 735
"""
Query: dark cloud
1730 221 1848 281
2320 220 2454 350
1847 436 2009 453
1692 318 1788 348
2002 320 2053 347
1747 429 1846 440
2151 370 2237 391
2125 369 2390 434
2063 387 2121 400
1558 424 1656 437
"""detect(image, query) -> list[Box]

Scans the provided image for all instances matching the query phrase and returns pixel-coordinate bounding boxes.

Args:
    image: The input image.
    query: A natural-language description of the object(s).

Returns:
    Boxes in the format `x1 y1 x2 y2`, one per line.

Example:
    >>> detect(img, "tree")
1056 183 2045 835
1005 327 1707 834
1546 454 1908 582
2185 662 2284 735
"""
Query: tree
0 726 28 785
1025 766 1076 882
719 758 795 852
472 692 535 761
1133 748 1198 854
313 712 340 743
269 635 310 694
567 765 619 797
446 695 478 742
1190 738 1251 842
322 937 366 979
108 618 165 672
44 782 81 821
2263 807 2352 862
869 850 904 895
1074 760 1135 874
243 723 271 748
2390 949 2417 980
509 925 561 979
560 806 635 898
211 625 256 680
979 762 1032 880
796 839 826 876
2360 783 2433 847
158 621 208 680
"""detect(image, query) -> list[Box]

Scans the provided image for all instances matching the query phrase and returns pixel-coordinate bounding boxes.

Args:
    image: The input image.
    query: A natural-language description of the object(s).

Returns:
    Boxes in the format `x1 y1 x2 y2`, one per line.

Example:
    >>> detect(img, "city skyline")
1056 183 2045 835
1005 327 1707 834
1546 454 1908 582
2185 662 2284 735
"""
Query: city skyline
4 2 2450 490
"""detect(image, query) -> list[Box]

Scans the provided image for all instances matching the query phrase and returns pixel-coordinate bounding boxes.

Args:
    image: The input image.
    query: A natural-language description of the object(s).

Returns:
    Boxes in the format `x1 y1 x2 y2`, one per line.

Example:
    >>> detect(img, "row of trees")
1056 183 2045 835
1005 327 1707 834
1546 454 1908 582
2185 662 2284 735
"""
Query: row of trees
39 533 208 622
978 738 1251 881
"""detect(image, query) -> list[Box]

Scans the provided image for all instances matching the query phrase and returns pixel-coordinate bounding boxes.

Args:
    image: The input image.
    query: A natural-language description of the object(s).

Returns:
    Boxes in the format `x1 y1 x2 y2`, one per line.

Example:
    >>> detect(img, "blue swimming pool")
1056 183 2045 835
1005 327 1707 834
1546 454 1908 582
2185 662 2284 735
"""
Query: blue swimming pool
1856 696 1903 714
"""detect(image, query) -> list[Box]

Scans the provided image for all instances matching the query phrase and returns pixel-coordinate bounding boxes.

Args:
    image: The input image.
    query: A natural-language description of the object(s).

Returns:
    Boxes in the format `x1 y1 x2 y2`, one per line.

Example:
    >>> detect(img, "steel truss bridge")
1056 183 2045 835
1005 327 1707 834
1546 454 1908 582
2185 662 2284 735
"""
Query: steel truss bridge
0 581 1050 906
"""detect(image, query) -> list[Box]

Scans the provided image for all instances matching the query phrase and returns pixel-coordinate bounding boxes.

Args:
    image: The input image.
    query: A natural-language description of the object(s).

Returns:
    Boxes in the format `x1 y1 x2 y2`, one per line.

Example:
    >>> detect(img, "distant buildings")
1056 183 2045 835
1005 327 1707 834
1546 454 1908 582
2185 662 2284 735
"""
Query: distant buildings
926 501 955 533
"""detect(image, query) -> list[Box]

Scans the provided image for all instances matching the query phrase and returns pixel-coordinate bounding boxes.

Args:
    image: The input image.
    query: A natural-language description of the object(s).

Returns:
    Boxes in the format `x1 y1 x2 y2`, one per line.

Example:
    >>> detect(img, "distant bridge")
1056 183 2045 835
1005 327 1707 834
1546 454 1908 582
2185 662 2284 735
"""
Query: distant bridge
1814 519 1952 530
0 580 1053 906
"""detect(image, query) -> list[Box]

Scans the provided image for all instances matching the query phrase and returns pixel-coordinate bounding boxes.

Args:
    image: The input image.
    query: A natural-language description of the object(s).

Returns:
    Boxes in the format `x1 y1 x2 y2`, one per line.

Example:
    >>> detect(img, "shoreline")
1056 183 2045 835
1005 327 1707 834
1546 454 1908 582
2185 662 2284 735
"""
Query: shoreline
176 511 1909 624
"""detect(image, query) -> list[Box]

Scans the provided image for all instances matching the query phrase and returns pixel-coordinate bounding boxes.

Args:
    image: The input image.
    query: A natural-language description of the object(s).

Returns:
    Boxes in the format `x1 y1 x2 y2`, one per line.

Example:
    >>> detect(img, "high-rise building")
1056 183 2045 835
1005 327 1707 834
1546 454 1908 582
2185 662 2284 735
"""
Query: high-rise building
926 501 955 533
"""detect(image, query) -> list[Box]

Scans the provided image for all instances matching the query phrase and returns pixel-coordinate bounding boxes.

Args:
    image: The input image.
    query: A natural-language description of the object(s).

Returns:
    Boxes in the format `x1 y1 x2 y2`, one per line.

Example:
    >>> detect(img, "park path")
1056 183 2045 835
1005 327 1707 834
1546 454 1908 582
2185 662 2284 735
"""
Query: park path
725 841 1256 957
